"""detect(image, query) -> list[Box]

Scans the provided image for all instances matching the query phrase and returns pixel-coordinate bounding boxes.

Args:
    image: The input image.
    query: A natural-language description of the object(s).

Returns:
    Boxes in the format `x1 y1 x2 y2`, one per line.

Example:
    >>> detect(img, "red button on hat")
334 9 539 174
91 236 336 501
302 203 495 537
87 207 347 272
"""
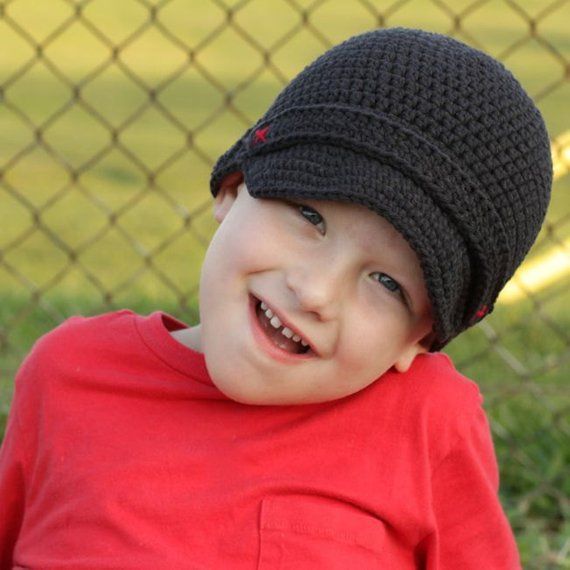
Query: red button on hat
475 305 489 320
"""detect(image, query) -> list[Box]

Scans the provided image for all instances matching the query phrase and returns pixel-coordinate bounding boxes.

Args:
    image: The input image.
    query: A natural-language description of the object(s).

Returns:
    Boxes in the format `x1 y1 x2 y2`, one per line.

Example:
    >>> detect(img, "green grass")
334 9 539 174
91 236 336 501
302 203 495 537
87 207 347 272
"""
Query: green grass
1 1 569 566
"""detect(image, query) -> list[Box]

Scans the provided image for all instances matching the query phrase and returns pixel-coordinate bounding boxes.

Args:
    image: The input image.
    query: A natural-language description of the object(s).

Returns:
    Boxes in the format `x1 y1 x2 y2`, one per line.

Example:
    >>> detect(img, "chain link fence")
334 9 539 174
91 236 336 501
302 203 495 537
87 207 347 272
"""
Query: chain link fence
1 0 569 566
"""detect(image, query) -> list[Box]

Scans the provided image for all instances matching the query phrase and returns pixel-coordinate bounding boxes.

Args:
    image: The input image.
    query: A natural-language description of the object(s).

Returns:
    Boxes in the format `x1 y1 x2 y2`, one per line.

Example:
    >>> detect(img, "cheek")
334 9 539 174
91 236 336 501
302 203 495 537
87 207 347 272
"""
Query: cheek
201 228 248 286
213 216 283 273
339 310 411 369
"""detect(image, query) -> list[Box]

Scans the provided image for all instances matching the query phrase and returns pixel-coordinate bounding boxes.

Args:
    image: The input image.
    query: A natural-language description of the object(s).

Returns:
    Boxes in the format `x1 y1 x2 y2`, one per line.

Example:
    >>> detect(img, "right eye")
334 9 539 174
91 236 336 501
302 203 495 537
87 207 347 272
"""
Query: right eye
298 204 326 235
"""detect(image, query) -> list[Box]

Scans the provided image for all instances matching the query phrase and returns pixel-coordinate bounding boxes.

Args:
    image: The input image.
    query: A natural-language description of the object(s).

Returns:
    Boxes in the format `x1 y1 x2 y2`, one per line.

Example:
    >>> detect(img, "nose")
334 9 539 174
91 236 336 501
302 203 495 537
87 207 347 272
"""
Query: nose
285 256 347 321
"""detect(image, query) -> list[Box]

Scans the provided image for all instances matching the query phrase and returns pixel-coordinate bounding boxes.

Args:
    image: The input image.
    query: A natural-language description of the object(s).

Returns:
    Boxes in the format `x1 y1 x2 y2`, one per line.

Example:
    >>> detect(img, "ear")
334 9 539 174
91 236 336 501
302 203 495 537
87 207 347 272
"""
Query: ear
214 172 244 223
393 329 435 373
393 343 427 373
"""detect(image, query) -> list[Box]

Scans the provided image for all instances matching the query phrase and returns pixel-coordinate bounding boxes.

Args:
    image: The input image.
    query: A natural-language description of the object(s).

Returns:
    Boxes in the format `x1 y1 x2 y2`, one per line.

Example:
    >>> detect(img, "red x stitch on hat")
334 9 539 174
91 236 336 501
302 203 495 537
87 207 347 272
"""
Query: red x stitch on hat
252 125 270 145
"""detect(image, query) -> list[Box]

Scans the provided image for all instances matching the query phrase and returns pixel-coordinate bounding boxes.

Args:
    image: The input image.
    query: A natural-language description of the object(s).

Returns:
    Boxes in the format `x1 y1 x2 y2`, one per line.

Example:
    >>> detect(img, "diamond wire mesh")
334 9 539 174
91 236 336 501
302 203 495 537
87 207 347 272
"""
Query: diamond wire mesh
0 0 569 566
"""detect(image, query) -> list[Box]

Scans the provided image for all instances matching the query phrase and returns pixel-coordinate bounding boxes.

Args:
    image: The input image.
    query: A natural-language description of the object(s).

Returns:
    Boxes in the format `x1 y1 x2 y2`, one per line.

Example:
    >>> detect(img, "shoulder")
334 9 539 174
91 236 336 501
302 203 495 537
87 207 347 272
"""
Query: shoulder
367 352 487 464
14 310 139 397
7 310 146 469
403 351 482 411
35 309 138 347
28 309 138 362
374 352 483 414
411 352 485 439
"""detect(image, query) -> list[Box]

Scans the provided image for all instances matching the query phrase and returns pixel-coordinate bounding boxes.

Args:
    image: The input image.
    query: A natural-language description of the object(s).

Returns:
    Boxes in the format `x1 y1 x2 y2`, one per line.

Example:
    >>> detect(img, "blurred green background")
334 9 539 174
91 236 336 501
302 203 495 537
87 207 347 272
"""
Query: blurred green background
1 0 569 567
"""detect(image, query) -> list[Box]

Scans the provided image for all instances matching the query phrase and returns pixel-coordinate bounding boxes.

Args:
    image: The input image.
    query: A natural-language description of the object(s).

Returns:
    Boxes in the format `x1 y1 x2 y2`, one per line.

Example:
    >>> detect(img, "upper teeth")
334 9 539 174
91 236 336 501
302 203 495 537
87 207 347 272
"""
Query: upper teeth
260 301 308 346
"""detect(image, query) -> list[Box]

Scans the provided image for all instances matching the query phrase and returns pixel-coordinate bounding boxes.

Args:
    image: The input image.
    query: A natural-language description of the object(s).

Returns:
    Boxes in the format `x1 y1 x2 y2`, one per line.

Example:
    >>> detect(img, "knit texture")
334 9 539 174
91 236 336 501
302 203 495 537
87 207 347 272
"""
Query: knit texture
210 28 552 349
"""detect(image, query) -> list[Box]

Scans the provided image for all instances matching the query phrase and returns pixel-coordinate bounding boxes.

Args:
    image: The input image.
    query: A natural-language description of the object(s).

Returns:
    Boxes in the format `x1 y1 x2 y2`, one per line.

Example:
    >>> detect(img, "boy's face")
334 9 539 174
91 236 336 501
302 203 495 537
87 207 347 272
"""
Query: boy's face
192 180 433 405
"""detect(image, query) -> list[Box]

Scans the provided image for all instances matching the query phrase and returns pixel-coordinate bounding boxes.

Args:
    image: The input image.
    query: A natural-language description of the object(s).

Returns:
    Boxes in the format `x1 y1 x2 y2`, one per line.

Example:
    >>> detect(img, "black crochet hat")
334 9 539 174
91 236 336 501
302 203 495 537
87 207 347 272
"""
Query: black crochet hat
210 28 552 350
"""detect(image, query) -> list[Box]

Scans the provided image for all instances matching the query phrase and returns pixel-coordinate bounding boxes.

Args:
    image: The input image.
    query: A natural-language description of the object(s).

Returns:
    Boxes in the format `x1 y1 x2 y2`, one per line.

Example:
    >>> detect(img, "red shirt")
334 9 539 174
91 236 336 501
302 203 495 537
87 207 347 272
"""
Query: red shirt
0 310 520 569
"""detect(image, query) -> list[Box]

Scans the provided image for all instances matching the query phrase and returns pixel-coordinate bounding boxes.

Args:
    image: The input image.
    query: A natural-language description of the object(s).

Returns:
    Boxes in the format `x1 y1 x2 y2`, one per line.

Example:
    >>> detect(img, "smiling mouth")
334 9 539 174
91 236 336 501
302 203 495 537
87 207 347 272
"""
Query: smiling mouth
253 298 312 356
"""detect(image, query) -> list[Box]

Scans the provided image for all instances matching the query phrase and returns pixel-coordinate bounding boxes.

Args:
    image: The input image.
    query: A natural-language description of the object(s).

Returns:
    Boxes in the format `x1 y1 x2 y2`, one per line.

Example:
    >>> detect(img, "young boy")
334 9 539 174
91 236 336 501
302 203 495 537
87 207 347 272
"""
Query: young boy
0 28 552 568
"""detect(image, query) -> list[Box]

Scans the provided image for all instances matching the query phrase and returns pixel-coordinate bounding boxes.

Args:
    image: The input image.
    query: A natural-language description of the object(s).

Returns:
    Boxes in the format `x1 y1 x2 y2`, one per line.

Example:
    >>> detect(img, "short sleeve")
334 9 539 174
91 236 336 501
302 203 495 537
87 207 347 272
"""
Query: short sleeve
0 360 32 567
419 403 521 569
0 318 80 568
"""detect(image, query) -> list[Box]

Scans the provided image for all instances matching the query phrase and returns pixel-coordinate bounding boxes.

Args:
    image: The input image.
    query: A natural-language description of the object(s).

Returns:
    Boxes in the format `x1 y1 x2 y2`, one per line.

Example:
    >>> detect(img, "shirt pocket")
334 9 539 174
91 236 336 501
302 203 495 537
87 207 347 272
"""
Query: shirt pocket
258 494 385 570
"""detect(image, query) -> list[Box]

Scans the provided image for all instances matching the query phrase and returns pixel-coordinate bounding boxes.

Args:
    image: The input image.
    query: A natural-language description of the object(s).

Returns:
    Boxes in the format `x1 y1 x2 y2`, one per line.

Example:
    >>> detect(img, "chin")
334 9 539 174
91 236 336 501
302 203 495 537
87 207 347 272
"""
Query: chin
216 384 274 406
206 365 264 405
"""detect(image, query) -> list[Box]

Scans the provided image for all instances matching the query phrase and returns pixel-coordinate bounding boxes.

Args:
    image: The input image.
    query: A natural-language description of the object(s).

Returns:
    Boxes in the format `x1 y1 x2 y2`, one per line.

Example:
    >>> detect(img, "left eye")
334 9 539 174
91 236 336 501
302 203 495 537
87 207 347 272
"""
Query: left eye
373 272 403 296
298 204 326 235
